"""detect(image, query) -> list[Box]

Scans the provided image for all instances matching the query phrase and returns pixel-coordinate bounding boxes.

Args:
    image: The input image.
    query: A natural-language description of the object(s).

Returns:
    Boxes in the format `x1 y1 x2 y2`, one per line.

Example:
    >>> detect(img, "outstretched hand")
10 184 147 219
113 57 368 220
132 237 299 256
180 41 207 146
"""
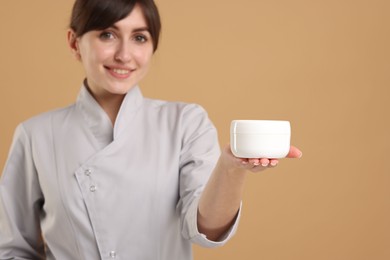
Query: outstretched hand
221 145 302 173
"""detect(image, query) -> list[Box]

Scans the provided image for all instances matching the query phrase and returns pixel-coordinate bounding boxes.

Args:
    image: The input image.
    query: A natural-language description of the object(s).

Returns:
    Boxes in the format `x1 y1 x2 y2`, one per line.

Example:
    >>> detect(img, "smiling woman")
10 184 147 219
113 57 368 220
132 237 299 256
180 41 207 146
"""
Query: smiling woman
68 7 154 123
68 1 160 124
0 0 302 260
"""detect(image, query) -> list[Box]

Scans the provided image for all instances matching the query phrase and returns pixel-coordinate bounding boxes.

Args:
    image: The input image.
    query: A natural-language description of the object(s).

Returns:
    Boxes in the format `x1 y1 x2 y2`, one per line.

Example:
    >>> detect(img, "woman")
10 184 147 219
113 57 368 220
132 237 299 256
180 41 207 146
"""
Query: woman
0 0 302 259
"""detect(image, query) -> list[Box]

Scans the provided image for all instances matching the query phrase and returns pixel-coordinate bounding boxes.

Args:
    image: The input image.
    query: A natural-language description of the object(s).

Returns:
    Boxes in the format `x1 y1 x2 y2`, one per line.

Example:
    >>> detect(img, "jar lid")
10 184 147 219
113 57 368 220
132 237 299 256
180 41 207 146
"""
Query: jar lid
231 120 291 134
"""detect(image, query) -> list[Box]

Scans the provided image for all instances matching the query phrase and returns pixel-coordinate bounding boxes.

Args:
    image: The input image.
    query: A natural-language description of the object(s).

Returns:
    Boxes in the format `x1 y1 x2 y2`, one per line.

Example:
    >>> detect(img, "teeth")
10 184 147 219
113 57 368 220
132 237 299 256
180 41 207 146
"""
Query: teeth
112 68 130 75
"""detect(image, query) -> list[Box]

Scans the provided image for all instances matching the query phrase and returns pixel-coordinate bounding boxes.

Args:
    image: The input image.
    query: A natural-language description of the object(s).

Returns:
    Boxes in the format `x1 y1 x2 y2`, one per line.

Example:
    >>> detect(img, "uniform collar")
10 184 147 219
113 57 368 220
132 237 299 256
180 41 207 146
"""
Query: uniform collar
76 81 144 148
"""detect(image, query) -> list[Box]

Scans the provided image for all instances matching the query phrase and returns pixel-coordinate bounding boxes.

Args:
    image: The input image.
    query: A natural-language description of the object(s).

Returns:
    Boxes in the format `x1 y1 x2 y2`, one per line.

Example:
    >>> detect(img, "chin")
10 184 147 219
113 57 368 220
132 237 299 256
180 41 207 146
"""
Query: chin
108 84 136 95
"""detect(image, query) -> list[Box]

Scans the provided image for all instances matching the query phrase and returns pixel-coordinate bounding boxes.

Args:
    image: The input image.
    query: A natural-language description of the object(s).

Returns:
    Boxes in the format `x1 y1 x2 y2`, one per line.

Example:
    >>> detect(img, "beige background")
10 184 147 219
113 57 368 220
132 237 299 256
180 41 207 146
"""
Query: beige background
1 0 389 259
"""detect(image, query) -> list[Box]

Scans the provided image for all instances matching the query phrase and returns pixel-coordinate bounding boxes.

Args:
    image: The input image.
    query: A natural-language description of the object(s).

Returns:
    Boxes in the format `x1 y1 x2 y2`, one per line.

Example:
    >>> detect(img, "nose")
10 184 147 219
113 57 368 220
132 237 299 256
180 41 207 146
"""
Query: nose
114 41 132 63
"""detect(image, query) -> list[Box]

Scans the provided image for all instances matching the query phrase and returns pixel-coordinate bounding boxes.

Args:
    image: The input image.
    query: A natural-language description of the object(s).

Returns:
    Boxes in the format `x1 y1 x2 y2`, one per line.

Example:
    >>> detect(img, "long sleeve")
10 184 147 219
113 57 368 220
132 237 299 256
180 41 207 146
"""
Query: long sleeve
0 124 45 260
177 104 241 247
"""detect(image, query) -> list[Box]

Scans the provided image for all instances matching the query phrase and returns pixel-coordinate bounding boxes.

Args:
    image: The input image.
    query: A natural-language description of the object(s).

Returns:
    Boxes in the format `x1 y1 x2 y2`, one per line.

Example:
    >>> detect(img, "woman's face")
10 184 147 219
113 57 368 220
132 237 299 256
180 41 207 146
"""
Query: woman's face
70 4 154 98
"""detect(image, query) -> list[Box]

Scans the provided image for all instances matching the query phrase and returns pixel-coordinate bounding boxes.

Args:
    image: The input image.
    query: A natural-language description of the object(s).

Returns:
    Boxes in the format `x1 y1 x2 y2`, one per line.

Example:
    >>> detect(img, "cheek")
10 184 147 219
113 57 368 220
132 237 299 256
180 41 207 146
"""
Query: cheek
93 49 114 65
82 43 114 65
134 48 153 67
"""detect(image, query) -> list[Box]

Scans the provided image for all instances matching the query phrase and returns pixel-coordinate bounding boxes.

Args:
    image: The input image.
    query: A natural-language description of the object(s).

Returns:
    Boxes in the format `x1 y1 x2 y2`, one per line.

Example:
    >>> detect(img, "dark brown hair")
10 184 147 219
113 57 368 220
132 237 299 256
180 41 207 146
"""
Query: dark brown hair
70 0 161 51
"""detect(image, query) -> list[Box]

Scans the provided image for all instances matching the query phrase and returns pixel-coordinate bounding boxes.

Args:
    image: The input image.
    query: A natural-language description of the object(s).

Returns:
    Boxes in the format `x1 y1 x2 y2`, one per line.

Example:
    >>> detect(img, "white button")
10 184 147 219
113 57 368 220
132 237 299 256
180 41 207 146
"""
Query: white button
109 251 116 258
89 185 97 192
85 169 92 176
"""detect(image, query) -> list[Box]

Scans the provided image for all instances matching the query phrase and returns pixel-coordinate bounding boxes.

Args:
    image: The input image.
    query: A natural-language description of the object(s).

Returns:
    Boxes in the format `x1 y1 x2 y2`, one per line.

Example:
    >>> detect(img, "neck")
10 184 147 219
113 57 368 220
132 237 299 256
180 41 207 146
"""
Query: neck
85 85 125 126
96 94 125 126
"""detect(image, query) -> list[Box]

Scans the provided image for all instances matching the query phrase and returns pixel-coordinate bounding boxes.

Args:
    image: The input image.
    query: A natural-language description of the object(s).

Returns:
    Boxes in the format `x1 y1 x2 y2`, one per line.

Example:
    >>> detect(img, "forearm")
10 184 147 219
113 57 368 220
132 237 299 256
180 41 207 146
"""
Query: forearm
196 144 302 241
197 156 247 241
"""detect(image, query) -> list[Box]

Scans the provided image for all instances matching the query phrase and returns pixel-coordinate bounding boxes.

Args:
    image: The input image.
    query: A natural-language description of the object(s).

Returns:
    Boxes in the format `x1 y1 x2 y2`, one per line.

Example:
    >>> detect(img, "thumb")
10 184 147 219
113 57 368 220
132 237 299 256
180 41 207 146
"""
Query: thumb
286 145 302 158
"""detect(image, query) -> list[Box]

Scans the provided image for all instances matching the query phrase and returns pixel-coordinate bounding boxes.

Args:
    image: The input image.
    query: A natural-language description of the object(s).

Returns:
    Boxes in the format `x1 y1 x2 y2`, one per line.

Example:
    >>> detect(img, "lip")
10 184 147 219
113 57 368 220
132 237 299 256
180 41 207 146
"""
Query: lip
104 65 135 79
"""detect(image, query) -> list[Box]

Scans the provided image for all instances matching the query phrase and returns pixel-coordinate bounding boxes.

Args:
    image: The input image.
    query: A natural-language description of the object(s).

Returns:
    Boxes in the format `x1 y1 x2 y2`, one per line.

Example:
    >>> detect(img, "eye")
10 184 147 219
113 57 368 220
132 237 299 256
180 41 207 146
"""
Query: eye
134 34 148 43
99 31 115 40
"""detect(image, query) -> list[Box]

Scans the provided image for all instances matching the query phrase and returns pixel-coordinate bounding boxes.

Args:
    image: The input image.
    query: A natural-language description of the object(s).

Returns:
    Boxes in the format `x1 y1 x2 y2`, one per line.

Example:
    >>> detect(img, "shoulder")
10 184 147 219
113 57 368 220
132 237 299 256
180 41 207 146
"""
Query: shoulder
18 104 76 137
5 105 75 158
142 97 214 137
143 97 209 119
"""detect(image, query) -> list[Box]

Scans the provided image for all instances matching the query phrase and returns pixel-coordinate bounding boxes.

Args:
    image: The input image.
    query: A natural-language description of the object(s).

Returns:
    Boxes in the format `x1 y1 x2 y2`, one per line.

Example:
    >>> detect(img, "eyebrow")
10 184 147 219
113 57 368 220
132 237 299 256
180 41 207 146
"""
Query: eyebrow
110 25 150 34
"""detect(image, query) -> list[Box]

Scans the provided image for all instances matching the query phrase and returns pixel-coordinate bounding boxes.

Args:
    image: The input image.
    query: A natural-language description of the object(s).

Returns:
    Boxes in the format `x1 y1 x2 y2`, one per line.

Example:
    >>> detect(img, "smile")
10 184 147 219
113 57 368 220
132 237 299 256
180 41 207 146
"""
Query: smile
112 68 130 75
105 66 133 79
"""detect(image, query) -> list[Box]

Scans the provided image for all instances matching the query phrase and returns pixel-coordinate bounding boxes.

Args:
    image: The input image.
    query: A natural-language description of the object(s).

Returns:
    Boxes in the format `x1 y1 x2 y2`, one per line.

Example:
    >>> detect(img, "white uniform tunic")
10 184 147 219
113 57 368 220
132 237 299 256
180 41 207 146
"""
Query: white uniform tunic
0 84 240 260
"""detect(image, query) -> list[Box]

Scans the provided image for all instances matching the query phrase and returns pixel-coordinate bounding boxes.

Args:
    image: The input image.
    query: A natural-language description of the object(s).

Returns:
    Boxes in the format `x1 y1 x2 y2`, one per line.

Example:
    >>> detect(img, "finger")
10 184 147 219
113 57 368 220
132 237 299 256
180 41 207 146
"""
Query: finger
269 159 279 167
248 158 260 166
260 158 270 167
286 145 302 158
238 158 249 166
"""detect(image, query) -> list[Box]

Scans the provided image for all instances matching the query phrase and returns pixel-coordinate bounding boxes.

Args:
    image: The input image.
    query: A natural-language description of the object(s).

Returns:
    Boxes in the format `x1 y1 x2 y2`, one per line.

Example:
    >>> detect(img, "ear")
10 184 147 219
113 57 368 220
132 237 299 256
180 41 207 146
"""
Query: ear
67 29 81 61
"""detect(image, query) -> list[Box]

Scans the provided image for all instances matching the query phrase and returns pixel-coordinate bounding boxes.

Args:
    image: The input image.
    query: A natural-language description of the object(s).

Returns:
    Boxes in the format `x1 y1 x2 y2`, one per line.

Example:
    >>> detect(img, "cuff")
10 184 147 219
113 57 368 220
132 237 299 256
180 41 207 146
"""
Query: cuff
183 196 242 248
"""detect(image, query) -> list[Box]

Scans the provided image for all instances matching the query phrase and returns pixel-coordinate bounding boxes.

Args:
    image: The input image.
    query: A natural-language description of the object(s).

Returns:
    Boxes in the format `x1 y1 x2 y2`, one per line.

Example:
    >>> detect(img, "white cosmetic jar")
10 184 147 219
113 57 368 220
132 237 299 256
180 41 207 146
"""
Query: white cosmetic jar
230 120 291 158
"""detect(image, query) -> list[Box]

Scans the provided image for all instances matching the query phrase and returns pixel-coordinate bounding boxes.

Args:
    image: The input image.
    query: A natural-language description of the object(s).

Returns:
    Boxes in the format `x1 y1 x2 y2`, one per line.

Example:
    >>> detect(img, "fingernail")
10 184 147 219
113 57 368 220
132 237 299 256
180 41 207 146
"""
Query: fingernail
261 163 268 167
299 152 303 158
253 162 260 166
270 162 277 166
